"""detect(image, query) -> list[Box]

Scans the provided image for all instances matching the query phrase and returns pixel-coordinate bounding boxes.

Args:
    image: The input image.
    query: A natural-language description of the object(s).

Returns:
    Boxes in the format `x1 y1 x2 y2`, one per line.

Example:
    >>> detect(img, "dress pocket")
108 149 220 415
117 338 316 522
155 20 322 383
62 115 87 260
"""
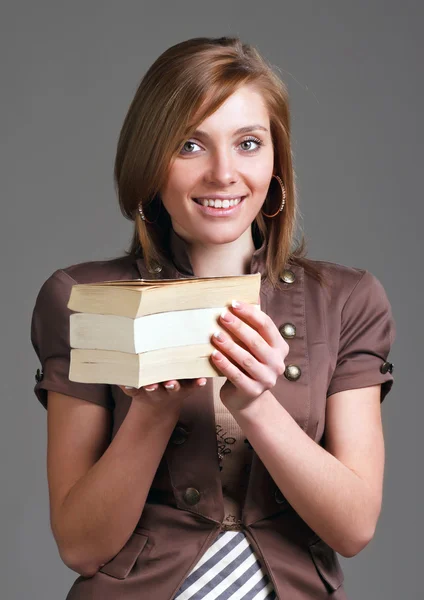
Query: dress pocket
99 531 149 579
308 537 345 592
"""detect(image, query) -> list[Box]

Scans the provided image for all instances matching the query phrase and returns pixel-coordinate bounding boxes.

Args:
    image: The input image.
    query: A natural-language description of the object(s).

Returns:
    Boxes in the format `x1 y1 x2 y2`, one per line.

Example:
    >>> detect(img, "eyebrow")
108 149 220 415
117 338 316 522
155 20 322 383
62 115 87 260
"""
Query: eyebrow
191 124 269 138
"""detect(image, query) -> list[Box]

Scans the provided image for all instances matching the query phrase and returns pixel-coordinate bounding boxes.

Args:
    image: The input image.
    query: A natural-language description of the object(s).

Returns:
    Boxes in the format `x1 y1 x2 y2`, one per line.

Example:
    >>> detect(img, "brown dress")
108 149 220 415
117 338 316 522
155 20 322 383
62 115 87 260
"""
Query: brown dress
30 228 396 599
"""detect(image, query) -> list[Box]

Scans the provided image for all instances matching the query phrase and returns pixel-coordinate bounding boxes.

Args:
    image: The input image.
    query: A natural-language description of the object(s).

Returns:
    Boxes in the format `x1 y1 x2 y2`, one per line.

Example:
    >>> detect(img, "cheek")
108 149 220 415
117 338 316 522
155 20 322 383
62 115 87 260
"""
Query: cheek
245 165 273 197
244 150 274 187
164 172 186 196
164 160 200 193
160 169 194 214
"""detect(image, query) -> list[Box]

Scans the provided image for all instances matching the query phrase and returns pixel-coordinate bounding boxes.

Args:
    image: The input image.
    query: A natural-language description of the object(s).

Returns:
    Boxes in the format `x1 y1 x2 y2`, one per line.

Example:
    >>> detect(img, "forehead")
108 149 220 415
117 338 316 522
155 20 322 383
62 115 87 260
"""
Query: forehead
194 85 270 132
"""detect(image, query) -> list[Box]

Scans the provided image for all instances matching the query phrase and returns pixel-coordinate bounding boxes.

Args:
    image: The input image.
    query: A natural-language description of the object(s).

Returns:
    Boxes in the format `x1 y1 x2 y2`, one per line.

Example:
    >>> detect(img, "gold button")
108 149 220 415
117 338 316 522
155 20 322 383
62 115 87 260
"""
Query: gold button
183 487 201 506
149 263 163 274
279 323 296 339
284 364 301 381
280 269 296 284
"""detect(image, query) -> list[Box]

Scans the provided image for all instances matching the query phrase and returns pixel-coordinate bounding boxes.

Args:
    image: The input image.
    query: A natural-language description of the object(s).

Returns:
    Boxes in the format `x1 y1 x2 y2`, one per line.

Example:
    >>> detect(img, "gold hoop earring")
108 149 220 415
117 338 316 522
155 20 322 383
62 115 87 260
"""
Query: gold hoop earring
261 175 286 218
137 199 161 224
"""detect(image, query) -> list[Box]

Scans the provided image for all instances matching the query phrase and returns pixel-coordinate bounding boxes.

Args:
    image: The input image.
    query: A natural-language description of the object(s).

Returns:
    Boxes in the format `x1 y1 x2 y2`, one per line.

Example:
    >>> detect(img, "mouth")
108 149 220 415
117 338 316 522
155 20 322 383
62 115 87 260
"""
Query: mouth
192 196 246 209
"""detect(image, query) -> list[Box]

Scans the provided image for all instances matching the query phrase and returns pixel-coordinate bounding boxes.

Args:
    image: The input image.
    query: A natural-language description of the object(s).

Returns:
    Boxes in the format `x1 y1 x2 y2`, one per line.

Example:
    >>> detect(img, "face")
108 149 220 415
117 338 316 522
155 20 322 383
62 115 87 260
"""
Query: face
160 84 274 246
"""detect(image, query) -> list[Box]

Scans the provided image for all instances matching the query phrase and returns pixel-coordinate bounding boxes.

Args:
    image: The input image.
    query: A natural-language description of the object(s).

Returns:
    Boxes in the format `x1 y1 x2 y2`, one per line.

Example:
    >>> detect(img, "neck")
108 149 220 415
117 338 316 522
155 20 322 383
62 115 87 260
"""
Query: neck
188 228 256 278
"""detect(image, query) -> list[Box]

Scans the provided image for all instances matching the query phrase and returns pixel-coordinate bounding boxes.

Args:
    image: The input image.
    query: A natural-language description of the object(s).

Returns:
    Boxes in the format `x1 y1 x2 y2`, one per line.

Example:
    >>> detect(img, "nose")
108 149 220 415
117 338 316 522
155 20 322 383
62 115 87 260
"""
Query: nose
205 148 238 186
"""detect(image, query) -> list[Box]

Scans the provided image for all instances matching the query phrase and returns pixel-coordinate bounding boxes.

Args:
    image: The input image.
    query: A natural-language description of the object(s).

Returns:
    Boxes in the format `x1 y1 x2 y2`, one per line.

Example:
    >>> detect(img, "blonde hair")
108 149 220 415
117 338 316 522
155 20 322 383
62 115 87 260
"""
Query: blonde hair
115 36 325 287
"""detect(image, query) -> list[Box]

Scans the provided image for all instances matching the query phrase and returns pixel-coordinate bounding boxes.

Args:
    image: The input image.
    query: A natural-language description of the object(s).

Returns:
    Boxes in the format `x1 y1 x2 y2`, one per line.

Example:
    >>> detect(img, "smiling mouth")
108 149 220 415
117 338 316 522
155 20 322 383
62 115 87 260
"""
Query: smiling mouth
193 196 245 208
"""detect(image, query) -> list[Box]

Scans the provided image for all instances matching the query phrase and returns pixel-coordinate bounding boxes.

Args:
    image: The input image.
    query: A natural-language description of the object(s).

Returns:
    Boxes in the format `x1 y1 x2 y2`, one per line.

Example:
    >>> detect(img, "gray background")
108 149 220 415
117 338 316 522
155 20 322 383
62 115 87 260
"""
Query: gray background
1 1 421 598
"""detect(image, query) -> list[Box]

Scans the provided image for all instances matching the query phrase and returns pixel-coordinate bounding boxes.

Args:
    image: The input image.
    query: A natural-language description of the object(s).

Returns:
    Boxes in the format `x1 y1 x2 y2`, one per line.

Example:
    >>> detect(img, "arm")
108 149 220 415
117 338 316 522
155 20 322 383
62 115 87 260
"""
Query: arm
33 269 208 576
227 385 384 557
48 386 185 577
210 300 388 558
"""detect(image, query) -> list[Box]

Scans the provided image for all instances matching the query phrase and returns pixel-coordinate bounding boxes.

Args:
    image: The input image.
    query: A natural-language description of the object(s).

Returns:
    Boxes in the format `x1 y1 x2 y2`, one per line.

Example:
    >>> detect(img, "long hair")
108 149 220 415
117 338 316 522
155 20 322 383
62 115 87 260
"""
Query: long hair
115 36 325 287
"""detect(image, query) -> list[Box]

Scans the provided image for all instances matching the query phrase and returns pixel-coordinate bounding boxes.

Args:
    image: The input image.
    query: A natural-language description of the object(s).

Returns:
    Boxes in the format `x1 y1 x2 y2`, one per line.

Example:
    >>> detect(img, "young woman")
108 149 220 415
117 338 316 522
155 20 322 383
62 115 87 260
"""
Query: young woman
31 37 396 600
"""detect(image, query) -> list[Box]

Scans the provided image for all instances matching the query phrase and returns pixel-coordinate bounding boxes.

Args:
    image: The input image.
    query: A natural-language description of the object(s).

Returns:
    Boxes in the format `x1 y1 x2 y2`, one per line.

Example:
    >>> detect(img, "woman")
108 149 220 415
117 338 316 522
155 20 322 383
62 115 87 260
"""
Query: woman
31 37 396 599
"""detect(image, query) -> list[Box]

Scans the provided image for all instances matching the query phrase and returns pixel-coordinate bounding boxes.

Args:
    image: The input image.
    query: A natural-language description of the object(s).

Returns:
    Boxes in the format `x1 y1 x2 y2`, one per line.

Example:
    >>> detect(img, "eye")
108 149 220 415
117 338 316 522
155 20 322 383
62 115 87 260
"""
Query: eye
178 136 263 156
239 136 263 152
179 141 202 155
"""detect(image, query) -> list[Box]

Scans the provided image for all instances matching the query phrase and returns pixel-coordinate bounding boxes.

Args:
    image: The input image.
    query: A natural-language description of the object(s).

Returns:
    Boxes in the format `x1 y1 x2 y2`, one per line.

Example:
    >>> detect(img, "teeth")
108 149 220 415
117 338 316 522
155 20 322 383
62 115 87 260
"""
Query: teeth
198 197 242 208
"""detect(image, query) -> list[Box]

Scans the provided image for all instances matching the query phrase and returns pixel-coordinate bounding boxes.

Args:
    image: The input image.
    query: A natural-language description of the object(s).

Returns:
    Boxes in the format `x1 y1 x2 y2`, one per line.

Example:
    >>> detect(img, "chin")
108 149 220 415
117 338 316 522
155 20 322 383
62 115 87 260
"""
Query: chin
195 227 248 246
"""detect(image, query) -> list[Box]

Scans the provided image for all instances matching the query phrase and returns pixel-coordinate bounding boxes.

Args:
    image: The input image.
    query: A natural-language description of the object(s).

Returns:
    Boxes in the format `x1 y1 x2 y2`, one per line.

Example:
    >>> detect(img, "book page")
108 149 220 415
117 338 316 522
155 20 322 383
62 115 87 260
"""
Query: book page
73 273 260 289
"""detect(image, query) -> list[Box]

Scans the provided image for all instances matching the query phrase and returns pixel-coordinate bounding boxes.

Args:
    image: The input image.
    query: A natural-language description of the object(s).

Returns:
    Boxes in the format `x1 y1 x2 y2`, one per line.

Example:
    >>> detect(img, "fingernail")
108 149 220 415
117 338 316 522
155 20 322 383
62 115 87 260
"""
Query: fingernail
124 386 135 389
231 299 241 309
145 386 156 391
220 310 232 322
198 380 207 386
164 383 175 389
213 330 224 341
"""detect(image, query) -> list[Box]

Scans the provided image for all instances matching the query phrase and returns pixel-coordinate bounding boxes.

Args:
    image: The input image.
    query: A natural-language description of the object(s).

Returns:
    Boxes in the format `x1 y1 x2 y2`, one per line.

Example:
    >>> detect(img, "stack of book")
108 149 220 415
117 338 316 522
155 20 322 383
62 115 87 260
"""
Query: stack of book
67 273 261 388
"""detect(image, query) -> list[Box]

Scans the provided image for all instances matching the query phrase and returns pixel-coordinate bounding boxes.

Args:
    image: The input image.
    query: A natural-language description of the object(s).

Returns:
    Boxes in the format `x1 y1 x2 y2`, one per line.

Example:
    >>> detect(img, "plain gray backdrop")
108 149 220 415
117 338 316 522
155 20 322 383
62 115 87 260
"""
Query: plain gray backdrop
1 1 421 598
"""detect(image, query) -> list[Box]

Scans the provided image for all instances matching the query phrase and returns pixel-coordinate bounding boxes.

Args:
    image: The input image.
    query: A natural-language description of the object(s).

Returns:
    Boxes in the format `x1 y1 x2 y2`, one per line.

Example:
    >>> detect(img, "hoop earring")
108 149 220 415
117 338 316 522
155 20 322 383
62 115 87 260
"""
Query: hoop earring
261 175 286 218
137 199 161 224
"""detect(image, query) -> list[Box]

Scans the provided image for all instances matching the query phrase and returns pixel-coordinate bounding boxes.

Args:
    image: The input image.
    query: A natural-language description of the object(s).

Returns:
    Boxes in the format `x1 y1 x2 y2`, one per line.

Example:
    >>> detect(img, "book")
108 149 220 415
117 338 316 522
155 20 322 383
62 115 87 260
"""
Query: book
67 273 261 318
68 273 261 387
69 345 221 388
70 307 233 354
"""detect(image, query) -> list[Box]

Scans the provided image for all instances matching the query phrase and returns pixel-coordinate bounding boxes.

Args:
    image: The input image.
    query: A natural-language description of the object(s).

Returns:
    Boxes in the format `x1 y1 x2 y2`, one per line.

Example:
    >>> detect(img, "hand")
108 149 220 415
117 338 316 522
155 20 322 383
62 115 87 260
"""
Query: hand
210 300 289 411
119 377 208 412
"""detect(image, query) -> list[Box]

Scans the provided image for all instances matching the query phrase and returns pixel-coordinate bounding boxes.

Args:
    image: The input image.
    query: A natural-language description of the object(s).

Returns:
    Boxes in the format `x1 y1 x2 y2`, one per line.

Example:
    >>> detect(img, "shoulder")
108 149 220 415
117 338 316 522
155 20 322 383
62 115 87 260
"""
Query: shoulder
56 254 139 284
32 254 140 314
39 254 138 290
301 257 365 288
298 258 395 349
297 257 387 311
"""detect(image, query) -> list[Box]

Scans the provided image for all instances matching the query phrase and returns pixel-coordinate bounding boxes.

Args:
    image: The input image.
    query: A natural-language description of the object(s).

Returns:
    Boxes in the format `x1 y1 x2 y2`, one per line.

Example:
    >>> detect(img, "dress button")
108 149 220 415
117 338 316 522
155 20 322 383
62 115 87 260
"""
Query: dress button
280 269 296 284
35 368 43 383
279 323 296 339
284 364 301 381
274 488 287 505
183 487 201 506
149 262 163 274
170 426 189 445
380 361 394 374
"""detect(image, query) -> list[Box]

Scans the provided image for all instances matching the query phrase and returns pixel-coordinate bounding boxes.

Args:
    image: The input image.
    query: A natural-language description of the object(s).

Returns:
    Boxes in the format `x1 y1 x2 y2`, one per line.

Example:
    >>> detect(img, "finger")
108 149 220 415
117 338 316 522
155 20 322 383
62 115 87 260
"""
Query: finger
161 380 181 392
229 301 285 349
171 378 207 388
120 377 207 397
119 385 138 397
119 385 142 395
143 383 159 392
218 310 281 369
211 349 263 397
212 330 277 388
119 383 159 394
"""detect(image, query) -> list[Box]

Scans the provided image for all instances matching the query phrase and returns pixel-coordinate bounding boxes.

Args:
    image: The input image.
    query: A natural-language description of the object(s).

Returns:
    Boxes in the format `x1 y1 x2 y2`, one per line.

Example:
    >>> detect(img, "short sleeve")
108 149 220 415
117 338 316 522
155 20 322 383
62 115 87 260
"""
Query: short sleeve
327 270 396 403
30 269 114 410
